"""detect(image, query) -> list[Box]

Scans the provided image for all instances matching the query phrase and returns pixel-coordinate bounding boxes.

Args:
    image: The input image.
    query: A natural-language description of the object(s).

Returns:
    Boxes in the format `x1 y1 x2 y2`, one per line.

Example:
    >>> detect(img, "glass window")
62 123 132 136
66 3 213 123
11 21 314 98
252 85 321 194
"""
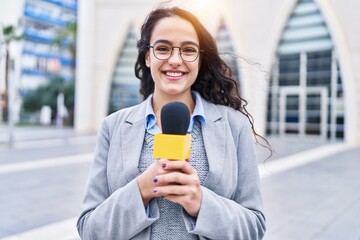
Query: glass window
267 0 345 140
108 26 141 114
215 19 240 86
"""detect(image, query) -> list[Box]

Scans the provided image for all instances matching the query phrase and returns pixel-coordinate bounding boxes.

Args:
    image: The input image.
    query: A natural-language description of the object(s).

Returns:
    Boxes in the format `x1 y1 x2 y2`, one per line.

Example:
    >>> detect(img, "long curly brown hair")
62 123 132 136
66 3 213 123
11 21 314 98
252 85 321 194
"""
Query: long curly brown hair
135 6 271 155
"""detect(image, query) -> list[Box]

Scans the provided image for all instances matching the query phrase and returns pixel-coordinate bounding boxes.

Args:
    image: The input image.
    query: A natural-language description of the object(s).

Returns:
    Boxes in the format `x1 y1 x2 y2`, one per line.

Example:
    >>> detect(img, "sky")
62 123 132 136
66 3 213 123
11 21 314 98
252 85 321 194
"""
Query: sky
0 0 24 26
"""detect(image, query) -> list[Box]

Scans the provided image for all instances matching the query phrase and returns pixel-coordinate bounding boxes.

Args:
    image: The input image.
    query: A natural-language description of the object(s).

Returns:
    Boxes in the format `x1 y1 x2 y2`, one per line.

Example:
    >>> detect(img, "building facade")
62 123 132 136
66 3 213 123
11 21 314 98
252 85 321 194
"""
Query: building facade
75 0 360 144
0 0 77 122
21 0 77 88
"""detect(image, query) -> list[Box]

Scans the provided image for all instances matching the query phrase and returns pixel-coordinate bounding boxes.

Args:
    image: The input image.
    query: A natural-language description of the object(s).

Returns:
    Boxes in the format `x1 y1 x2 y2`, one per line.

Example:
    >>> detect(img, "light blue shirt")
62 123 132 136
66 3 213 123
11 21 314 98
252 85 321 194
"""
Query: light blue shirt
144 91 206 134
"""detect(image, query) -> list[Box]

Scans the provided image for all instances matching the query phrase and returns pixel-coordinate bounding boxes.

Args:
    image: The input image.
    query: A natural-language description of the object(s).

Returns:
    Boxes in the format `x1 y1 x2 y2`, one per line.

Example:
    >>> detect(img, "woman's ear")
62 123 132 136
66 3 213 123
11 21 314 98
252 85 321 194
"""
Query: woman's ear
145 52 150 67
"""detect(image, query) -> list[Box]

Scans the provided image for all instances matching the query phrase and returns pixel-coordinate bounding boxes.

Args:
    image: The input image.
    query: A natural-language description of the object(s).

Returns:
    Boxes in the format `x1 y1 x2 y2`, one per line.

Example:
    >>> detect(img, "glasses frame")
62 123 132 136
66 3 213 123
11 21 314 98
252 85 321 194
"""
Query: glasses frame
148 43 203 62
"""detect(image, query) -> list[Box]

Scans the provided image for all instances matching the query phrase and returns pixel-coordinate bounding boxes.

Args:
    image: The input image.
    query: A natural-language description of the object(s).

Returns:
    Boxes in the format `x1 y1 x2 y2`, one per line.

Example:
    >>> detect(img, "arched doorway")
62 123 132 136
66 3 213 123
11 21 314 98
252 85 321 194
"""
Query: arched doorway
267 0 345 141
216 19 241 86
108 25 141 114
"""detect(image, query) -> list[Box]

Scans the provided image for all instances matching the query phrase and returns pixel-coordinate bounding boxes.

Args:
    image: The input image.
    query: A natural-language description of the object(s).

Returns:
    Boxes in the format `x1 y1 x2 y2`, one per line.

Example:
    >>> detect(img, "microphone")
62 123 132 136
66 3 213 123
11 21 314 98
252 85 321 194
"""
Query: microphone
153 102 191 160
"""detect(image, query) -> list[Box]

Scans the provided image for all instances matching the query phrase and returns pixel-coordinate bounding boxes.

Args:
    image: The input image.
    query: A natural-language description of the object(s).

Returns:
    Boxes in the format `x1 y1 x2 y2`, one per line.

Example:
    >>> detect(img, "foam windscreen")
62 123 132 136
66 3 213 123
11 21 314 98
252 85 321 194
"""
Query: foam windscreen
161 102 190 135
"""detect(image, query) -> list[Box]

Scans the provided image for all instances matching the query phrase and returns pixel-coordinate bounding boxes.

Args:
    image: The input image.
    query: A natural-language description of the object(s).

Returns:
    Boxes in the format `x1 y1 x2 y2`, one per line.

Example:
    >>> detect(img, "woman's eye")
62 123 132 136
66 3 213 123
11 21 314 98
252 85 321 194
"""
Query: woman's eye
156 46 171 52
182 47 197 54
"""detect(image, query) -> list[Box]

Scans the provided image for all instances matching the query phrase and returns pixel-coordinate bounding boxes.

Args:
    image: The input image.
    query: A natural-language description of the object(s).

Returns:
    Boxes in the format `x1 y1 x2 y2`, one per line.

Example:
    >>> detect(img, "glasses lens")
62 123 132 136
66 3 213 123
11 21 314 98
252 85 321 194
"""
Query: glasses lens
152 42 200 62
180 44 199 62
153 43 172 60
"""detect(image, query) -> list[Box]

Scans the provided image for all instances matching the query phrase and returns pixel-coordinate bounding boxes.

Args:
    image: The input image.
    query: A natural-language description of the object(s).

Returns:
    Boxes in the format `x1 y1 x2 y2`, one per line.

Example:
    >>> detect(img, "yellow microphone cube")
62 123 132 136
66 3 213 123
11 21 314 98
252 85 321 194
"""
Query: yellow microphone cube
153 134 191 160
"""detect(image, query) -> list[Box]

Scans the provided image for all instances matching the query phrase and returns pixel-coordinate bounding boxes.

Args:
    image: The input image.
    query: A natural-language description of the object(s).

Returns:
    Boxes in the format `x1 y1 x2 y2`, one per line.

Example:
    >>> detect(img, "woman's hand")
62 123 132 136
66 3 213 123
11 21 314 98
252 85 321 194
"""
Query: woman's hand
153 159 202 217
137 159 168 206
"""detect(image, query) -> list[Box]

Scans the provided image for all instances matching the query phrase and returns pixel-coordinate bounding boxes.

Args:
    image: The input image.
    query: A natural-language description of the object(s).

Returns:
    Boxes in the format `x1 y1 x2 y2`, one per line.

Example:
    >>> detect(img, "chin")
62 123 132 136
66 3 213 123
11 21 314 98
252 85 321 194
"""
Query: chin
163 88 188 96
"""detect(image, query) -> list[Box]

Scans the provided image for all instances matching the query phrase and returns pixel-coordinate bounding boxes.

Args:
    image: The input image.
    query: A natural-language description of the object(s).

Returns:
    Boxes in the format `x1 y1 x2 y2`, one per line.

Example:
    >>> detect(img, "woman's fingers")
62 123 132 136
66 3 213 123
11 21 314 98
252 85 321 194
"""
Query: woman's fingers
137 159 171 205
161 159 195 174
154 171 200 187
154 182 202 217
153 159 202 217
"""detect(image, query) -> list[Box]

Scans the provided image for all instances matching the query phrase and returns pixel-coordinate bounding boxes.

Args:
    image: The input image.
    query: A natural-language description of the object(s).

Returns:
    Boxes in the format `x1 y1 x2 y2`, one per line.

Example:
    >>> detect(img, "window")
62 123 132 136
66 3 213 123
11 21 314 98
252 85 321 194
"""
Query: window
108 25 141 114
216 19 240 86
267 0 344 140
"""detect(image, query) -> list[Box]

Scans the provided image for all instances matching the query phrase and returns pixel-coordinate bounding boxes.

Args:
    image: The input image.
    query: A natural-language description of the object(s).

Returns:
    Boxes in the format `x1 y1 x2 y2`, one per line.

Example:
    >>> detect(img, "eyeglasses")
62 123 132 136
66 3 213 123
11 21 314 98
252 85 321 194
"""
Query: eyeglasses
148 42 203 62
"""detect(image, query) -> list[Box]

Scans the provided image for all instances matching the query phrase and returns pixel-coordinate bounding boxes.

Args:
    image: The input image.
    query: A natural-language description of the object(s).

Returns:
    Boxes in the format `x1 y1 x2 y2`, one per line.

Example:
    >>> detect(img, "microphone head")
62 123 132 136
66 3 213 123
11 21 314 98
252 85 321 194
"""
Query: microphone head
161 102 190 135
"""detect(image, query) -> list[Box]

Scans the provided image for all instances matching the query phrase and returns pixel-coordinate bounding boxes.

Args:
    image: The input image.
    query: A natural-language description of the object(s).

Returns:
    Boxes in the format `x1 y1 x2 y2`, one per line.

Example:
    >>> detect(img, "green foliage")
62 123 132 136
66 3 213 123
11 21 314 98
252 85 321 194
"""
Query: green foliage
53 22 77 45
53 22 77 67
63 78 75 109
22 77 75 113
1 24 23 44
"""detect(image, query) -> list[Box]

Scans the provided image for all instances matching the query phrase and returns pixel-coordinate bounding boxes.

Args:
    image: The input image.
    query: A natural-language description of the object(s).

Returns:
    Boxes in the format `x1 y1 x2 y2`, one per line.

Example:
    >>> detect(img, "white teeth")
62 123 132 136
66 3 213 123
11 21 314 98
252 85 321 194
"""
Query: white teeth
165 72 183 77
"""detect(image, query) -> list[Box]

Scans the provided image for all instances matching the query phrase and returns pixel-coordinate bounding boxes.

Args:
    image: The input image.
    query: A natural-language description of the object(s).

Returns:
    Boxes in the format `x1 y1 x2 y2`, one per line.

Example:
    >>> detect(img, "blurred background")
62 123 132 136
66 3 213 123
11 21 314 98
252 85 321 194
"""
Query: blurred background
0 0 359 239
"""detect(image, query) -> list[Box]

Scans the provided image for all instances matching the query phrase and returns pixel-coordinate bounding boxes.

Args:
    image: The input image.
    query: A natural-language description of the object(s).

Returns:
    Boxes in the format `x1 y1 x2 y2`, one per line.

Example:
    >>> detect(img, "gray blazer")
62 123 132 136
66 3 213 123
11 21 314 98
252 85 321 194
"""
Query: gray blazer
77 96 266 240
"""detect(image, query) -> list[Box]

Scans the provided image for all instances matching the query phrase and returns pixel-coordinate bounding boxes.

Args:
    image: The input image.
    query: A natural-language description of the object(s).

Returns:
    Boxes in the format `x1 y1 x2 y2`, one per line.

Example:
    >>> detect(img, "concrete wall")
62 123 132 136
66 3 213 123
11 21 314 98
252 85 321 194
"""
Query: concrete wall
316 0 360 143
75 0 360 144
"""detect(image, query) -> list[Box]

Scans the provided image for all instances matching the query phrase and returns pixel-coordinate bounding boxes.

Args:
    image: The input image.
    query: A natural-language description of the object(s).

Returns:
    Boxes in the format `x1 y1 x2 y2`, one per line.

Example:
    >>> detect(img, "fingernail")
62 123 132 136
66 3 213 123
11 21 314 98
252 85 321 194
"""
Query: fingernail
162 163 167 168
153 188 158 193
153 177 158 183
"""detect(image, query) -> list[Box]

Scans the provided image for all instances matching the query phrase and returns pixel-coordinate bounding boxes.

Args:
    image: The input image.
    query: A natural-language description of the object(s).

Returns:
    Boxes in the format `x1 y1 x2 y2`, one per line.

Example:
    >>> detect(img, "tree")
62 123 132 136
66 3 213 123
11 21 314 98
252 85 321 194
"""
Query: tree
0 24 23 122
53 22 77 78
22 76 75 125
18 22 77 125
52 22 77 125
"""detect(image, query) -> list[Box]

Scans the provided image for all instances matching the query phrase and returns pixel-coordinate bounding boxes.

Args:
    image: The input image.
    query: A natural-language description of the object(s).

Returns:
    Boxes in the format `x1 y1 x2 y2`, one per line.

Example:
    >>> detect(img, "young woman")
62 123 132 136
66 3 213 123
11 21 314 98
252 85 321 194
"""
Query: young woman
77 6 266 240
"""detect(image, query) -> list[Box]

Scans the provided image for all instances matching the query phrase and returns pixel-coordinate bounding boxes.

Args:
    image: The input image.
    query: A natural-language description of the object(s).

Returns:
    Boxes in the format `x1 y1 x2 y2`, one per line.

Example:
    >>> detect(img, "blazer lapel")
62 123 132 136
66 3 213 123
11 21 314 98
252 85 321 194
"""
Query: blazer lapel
118 97 227 189
120 101 147 183
201 99 226 190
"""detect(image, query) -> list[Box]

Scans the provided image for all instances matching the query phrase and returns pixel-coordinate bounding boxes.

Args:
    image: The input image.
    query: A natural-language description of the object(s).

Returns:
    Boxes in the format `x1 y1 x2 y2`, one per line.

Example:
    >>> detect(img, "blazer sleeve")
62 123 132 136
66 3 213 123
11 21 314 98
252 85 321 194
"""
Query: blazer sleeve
186 117 266 240
76 118 159 240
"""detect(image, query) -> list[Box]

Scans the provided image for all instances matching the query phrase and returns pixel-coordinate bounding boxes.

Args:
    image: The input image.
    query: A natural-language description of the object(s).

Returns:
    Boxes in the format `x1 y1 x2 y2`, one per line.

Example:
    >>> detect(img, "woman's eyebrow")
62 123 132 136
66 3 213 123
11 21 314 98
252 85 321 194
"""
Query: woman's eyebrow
152 39 199 47
180 41 200 47
152 39 172 45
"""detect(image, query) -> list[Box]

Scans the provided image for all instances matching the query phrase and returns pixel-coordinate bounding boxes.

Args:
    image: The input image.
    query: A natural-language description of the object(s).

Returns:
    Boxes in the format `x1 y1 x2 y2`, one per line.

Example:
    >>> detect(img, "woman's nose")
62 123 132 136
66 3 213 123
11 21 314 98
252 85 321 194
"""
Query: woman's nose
168 48 183 65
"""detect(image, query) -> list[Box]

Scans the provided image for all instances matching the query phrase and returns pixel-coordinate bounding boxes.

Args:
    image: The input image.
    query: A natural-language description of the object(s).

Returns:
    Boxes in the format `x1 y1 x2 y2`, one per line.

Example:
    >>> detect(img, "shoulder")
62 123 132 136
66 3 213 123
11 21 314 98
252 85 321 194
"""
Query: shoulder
105 103 141 122
102 100 147 131
201 97 248 125
201 98 251 139
217 104 247 123
218 104 250 137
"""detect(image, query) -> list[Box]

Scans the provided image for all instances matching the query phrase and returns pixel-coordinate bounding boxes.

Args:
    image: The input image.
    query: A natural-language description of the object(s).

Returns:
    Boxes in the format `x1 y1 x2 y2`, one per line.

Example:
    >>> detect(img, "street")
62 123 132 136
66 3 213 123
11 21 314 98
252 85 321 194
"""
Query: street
0 126 95 239
0 126 359 240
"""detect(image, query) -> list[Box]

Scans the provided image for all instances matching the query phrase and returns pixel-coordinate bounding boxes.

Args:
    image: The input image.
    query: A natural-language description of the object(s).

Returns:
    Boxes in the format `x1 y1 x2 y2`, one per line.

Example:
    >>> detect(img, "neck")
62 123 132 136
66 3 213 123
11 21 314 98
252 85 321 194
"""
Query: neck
152 92 195 116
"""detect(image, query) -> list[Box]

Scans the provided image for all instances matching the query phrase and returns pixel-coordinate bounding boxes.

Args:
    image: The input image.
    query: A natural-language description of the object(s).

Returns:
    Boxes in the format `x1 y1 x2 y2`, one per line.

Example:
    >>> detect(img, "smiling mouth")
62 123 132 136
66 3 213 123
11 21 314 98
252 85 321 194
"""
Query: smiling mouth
164 71 185 77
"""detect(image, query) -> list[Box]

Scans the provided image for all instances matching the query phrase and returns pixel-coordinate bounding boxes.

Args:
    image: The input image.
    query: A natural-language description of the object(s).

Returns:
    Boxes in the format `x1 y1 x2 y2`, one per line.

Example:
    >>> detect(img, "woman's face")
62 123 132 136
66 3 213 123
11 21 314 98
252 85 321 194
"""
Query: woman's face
146 16 200 99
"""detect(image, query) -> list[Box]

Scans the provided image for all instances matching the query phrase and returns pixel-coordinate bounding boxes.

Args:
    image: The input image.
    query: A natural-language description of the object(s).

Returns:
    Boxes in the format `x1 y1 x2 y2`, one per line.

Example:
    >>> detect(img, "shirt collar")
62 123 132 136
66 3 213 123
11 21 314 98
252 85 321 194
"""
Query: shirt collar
144 95 159 134
145 91 207 134
189 91 206 130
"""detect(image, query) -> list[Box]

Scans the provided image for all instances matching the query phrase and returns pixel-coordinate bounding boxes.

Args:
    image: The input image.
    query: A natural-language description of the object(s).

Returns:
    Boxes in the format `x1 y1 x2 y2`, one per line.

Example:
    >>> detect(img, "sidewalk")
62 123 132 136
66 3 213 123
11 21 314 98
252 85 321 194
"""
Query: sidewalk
0 124 96 152
0 125 96 240
0 124 73 146
261 143 360 240
0 126 359 240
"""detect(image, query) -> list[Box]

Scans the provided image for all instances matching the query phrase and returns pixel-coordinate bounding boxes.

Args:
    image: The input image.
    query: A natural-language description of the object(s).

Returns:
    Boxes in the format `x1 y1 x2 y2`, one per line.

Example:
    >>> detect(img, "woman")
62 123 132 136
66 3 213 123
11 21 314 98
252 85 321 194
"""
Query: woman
77 6 266 240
